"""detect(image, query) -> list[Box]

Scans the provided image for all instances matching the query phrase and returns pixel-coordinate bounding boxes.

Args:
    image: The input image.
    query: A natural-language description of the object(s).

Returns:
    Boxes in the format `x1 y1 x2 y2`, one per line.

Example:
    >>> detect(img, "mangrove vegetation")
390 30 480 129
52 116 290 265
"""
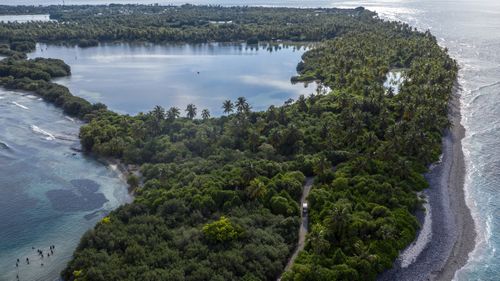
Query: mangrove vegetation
0 4 457 281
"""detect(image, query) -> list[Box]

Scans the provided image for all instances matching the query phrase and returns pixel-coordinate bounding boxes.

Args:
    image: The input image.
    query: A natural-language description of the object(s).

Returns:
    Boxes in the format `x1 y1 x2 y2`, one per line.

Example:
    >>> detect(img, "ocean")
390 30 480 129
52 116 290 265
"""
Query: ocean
1 0 499 280
0 88 132 281
0 41 315 281
344 2 500 279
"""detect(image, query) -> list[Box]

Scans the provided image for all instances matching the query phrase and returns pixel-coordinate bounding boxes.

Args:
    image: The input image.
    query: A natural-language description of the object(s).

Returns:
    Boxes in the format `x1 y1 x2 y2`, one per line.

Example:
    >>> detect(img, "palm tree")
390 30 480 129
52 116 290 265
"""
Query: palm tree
131 121 147 141
284 98 294 106
241 162 258 184
313 156 330 177
266 105 277 122
278 107 288 125
235 96 251 114
152 105 165 121
353 240 378 263
361 131 379 149
325 202 351 241
201 109 210 120
246 178 267 200
167 107 180 120
248 130 260 152
309 224 330 255
297 95 308 112
386 86 395 98
185 104 197 119
149 105 165 136
222 100 234 115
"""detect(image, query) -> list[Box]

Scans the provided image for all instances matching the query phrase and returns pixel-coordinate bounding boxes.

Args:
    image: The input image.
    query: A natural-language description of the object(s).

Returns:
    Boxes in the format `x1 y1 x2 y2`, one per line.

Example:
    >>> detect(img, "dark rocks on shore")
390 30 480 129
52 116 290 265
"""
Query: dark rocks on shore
83 209 108 220
0 141 9 150
70 146 83 152
377 88 475 281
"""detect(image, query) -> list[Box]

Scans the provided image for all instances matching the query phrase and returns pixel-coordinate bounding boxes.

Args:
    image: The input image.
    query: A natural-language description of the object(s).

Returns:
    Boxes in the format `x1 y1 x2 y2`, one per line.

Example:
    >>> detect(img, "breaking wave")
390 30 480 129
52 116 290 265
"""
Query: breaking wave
30 125 56 140
0 140 10 150
11 101 29 110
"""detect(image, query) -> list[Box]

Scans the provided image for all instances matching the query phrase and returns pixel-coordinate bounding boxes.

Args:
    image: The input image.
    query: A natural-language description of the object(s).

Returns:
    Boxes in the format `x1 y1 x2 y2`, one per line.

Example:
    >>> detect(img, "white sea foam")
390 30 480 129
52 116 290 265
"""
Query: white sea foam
467 124 500 138
65 116 75 122
454 171 492 280
108 163 126 182
467 81 500 106
109 163 118 172
31 125 56 140
456 86 497 280
428 153 444 170
11 101 29 109
24 95 38 99
54 133 79 142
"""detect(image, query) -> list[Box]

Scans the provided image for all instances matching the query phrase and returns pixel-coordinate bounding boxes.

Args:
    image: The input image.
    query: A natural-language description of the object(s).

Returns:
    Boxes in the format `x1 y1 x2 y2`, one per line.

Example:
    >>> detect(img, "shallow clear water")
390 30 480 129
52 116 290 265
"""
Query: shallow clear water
332 1 500 280
2 37 315 281
0 89 131 281
2 0 500 280
349 2 500 279
29 43 315 116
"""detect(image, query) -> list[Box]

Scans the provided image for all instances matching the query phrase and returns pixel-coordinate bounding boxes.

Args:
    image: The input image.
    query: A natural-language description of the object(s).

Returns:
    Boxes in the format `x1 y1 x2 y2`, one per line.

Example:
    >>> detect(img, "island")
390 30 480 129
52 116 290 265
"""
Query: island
0 4 458 281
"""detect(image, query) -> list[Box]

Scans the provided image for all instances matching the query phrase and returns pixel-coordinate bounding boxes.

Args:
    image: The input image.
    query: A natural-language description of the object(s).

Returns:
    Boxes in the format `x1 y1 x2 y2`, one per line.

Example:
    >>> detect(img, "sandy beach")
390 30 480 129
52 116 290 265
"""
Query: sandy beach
378 85 476 281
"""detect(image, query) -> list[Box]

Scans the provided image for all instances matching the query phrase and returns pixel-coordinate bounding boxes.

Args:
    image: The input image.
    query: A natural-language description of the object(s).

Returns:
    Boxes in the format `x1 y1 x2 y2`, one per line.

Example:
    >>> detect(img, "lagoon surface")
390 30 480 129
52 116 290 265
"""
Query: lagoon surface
0 14 51 23
2 1 500 280
2 41 314 281
29 43 315 116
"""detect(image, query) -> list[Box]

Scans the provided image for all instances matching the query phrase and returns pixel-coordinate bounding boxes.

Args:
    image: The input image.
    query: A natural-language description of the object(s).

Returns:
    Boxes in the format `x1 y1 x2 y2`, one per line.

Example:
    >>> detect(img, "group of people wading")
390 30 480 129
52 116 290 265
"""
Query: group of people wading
14 245 56 280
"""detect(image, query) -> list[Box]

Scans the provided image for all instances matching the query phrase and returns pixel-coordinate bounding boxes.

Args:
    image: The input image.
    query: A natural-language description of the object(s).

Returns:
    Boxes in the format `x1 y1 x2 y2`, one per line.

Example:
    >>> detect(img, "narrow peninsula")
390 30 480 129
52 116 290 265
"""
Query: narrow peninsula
0 5 459 281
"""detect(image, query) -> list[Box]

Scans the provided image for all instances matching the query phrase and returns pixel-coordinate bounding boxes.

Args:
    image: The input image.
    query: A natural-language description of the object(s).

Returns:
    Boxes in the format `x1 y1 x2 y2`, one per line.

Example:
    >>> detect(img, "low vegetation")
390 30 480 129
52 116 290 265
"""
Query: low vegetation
0 5 457 281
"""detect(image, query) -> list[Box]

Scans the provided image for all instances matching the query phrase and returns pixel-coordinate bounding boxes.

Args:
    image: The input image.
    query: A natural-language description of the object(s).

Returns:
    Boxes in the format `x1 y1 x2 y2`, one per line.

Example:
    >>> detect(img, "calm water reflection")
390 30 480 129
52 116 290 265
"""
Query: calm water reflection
29 42 316 116
0 14 51 23
0 41 315 280
8 1 500 280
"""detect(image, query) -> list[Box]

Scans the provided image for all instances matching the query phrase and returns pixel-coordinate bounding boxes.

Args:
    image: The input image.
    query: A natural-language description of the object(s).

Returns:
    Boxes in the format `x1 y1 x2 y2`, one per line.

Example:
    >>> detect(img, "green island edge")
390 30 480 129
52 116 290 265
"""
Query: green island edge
0 5 457 281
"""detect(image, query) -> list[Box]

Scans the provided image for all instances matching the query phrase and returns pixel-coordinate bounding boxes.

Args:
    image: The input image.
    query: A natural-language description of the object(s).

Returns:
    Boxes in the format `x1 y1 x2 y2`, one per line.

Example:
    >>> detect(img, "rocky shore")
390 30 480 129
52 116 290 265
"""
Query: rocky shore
378 85 475 281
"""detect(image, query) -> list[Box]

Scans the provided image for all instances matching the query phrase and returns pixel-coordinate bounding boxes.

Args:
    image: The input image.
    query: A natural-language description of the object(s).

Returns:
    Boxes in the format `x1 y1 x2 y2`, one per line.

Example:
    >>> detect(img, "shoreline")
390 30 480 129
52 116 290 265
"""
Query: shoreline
378 84 476 281
97 156 141 194
433 84 475 281
70 133 139 193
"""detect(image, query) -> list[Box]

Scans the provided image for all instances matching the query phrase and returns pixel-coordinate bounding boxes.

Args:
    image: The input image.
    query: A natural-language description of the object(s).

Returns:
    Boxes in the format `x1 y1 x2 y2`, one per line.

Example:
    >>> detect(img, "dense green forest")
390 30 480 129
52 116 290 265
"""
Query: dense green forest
0 5 375 46
0 5 457 281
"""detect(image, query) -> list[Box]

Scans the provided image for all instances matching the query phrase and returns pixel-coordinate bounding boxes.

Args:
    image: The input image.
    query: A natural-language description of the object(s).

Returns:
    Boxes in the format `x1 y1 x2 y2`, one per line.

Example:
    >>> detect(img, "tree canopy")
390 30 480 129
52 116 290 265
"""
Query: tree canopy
0 4 457 281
